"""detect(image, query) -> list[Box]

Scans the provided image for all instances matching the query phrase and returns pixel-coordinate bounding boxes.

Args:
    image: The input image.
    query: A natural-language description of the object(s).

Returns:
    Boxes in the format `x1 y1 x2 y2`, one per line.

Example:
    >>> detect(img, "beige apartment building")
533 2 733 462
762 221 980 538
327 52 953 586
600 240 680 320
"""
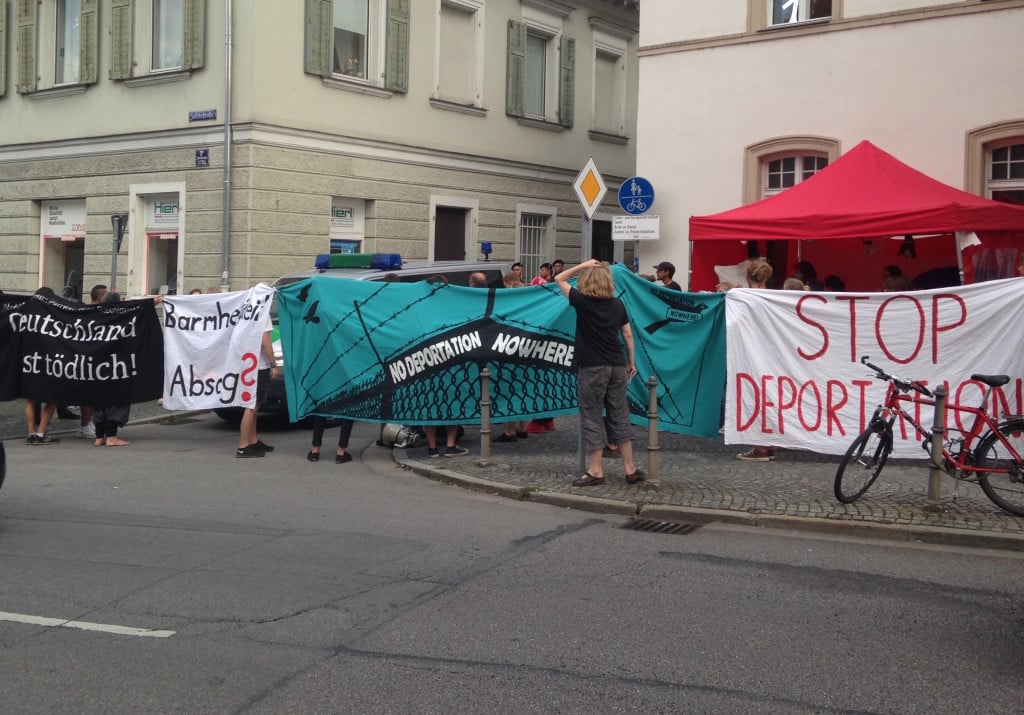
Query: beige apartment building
0 0 638 297
637 0 1024 289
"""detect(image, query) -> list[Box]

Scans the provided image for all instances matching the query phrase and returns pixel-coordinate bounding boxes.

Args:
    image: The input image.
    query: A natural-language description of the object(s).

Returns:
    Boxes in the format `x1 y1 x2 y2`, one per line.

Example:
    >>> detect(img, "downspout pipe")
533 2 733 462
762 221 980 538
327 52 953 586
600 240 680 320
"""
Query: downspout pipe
219 0 234 291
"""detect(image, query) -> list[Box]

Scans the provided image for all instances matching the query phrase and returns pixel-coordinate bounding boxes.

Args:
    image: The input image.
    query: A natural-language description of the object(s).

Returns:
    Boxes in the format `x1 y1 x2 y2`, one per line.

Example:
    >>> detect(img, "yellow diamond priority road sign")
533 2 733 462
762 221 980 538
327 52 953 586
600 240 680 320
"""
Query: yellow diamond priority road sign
572 156 607 221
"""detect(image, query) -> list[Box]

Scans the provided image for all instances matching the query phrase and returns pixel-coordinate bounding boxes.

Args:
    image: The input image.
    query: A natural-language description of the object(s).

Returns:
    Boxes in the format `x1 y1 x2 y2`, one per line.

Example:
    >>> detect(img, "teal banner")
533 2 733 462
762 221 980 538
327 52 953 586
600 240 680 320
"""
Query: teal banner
276 264 725 436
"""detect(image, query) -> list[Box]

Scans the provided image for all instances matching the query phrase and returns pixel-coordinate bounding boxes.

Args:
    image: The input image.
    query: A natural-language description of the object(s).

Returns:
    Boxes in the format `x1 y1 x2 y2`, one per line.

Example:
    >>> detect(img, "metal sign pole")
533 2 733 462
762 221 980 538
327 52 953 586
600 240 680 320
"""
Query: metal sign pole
578 211 592 476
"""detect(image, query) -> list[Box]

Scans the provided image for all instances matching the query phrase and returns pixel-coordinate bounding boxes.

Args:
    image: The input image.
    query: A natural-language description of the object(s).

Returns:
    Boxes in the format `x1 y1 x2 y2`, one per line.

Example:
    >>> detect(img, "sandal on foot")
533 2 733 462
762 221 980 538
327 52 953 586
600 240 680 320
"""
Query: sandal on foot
625 468 645 485
335 452 352 464
307 450 320 462
571 472 605 487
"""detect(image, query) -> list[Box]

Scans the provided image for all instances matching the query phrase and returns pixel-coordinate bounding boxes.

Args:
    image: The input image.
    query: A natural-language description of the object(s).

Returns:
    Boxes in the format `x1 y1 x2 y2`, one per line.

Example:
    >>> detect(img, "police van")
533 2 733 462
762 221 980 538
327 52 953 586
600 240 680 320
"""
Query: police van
213 256 511 422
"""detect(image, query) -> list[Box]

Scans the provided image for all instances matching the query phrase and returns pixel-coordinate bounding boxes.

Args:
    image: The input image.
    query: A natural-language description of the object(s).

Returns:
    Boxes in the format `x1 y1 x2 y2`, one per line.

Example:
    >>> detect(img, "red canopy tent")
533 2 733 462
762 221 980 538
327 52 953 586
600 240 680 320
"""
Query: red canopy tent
687 141 1024 291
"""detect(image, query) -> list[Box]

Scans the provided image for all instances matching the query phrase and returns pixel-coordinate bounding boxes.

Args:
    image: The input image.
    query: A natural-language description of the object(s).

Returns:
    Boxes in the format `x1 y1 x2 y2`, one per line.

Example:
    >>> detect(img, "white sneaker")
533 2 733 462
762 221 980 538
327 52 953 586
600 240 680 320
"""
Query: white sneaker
78 424 96 439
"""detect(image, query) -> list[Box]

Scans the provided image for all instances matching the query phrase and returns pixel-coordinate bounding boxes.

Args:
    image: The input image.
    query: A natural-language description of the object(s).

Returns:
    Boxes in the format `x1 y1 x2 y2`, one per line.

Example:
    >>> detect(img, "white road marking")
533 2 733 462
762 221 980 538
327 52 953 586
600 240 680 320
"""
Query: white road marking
0 611 175 638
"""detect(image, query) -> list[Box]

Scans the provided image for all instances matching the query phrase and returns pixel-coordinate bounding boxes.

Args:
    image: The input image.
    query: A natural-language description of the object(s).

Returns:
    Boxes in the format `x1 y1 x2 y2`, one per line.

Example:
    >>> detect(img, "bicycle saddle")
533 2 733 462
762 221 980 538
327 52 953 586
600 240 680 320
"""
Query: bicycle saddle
970 374 1010 387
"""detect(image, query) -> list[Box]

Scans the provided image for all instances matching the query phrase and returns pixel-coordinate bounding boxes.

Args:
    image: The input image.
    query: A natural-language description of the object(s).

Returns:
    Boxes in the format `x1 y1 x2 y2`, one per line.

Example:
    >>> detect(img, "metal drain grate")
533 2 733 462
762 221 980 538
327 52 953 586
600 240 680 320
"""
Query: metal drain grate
621 518 701 535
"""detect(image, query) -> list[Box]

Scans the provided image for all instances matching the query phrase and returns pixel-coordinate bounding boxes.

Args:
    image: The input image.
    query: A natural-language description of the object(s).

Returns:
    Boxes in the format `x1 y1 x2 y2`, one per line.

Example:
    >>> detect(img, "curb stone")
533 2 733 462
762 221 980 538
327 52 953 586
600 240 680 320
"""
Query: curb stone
395 454 1024 552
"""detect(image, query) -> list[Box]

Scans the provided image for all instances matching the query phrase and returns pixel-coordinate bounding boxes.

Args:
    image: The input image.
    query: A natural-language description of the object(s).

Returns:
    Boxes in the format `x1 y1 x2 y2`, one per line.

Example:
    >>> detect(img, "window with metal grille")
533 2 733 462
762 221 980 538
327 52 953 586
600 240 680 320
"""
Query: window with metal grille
519 213 549 282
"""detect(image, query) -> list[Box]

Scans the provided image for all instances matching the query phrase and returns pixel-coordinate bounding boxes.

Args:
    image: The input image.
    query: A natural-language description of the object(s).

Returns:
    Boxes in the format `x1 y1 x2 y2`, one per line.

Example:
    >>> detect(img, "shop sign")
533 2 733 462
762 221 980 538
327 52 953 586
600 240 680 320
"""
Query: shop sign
330 197 365 240
43 199 87 240
147 195 181 235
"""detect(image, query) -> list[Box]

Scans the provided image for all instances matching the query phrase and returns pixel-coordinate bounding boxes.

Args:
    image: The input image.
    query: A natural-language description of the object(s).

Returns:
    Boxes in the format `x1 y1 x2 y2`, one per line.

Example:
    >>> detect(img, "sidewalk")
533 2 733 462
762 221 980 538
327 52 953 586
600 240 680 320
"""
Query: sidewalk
397 418 1024 550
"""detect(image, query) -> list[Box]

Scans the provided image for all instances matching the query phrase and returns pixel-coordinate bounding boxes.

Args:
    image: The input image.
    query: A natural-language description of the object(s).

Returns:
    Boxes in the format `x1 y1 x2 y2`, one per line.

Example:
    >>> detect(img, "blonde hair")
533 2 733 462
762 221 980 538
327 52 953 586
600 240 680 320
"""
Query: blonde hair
783 277 807 291
503 272 524 288
576 263 615 299
746 260 773 286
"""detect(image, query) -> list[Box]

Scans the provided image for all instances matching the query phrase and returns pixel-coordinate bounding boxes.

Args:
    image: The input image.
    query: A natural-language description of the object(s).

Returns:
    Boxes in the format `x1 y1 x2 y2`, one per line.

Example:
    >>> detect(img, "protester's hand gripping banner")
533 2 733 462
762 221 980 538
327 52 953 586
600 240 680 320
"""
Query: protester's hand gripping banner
725 278 1024 457
275 265 726 436
161 285 275 410
0 292 164 405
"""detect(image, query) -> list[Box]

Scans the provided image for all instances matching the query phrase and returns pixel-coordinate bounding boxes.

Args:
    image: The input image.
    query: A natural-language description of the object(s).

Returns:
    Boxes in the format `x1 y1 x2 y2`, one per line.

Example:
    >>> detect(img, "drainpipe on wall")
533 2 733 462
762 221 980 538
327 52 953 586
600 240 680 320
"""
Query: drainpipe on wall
219 0 234 292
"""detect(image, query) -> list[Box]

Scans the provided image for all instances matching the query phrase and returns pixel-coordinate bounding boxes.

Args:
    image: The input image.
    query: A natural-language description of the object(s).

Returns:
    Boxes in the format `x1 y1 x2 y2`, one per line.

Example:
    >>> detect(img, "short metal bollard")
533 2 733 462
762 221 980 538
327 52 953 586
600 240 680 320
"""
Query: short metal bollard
926 385 948 510
478 367 493 467
646 375 660 484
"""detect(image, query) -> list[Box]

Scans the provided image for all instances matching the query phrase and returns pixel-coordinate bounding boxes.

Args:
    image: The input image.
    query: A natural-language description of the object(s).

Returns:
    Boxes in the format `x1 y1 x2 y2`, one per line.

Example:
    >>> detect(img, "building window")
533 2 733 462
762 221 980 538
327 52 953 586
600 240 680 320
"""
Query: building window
109 0 206 81
305 0 409 93
153 0 185 70
764 155 828 195
590 19 632 137
988 141 1024 206
18 0 98 92
55 0 82 85
516 205 556 281
592 50 620 131
770 0 831 26
506 2 574 127
435 0 483 106
333 0 376 79
523 31 549 117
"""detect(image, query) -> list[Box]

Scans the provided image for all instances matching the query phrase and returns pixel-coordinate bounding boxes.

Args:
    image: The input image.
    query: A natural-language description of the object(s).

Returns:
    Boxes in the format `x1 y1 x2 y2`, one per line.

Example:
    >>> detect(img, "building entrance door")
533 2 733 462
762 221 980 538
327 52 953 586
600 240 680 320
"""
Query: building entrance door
435 207 467 261
592 220 613 262
63 241 85 299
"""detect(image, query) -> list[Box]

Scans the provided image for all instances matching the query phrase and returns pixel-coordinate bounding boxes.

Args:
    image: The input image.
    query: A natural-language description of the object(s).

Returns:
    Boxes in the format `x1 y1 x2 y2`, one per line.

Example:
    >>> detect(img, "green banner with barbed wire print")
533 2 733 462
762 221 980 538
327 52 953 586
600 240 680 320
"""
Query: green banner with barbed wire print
276 264 725 436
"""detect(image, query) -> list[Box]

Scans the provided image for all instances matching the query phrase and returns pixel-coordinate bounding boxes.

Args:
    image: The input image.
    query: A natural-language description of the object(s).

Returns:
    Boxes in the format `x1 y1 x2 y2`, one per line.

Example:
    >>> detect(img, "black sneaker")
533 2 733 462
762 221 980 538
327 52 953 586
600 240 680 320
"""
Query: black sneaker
251 440 274 453
494 433 517 443
26 434 39 445
445 444 469 457
33 434 60 446
236 445 265 458
428 448 440 459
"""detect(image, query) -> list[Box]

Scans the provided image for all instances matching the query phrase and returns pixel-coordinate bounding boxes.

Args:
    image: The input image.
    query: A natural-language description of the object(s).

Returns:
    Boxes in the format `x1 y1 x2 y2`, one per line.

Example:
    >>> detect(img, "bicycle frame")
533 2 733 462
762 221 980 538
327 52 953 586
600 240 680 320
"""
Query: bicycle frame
876 379 1023 481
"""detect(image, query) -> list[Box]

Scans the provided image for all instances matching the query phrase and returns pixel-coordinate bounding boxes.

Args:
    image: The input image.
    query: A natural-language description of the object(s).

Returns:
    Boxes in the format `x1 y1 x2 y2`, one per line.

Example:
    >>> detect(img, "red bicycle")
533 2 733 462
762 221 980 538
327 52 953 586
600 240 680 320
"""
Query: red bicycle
834 356 1024 516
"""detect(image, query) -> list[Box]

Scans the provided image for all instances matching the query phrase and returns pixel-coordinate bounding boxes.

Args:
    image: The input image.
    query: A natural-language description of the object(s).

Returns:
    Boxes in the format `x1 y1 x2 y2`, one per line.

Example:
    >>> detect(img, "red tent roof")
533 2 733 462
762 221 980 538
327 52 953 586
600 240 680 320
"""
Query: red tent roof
689 140 1024 241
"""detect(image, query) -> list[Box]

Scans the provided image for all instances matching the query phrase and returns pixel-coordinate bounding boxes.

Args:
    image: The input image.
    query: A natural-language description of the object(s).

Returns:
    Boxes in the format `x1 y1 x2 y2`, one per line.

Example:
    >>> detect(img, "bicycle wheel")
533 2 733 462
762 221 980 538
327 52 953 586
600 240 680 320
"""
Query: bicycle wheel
834 423 893 503
975 419 1024 516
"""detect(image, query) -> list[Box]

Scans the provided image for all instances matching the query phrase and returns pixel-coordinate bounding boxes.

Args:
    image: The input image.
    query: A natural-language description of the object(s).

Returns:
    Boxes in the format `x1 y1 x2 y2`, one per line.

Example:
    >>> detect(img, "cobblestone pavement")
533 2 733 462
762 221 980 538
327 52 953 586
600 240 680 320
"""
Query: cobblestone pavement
398 418 1024 549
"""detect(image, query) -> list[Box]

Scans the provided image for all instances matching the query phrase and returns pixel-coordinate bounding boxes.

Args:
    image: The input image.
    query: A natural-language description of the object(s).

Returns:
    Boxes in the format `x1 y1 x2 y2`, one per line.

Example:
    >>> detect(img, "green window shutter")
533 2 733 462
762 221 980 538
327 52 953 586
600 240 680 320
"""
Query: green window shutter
558 35 574 128
505 20 525 117
304 0 331 77
183 0 206 70
0 0 7 98
109 0 133 80
16 0 36 94
384 0 409 93
79 0 98 84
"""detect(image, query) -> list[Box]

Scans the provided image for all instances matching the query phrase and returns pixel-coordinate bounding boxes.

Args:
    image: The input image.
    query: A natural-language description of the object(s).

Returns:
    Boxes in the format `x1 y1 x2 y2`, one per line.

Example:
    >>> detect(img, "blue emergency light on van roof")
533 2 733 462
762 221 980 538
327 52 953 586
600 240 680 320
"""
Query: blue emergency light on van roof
314 253 404 270
371 253 403 270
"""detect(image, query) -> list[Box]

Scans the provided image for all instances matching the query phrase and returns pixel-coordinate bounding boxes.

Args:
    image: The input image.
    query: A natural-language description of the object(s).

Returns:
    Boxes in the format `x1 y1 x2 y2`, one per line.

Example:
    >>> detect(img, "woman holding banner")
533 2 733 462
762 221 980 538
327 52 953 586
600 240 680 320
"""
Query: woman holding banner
307 417 354 464
736 260 776 462
92 291 132 447
554 259 643 487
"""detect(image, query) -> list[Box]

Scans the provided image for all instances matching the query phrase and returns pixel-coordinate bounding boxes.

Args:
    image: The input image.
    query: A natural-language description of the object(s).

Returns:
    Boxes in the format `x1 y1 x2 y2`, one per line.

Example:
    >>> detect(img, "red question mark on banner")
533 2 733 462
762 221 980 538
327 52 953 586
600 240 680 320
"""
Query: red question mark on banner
239 352 258 402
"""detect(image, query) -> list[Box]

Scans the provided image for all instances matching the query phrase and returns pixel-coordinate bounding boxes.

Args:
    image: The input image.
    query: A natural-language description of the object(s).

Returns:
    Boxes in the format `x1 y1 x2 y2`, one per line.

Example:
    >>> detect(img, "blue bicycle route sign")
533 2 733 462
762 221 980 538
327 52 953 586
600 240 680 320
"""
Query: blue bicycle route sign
618 176 655 215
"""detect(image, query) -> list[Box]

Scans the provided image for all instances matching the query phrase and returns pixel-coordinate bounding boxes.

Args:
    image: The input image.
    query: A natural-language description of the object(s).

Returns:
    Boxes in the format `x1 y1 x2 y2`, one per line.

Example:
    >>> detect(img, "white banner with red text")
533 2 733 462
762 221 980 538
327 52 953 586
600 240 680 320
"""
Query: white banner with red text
725 278 1024 457
160 285 275 410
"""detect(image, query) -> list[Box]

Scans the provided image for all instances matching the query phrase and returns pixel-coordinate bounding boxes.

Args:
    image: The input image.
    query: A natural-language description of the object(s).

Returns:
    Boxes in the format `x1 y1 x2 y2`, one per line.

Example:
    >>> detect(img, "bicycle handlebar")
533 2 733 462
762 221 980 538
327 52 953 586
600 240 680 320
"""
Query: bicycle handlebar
859 355 934 397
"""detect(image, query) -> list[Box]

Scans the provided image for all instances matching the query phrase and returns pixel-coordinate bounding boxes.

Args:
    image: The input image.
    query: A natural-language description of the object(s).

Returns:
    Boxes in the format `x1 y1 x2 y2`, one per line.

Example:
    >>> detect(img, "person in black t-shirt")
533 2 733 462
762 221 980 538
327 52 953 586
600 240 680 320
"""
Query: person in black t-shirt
555 259 644 487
